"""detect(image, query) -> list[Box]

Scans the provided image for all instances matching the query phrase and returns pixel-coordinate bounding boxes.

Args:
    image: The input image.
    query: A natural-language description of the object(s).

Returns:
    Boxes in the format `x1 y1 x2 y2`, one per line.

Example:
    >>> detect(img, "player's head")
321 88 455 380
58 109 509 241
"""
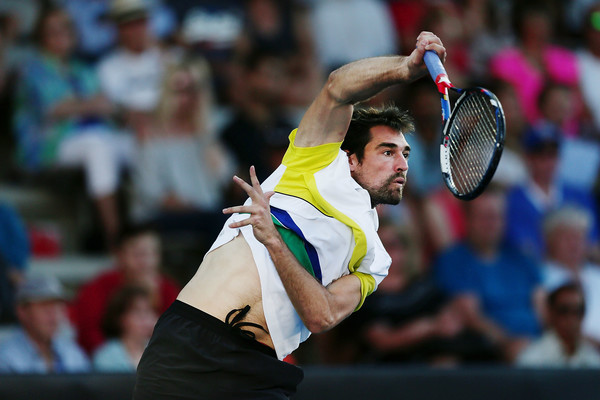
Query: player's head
342 105 414 207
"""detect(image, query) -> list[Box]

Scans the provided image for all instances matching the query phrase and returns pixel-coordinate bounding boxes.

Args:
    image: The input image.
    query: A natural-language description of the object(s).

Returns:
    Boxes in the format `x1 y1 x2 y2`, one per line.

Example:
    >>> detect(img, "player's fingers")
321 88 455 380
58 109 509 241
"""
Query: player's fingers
222 205 253 215
232 175 262 202
249 165 264 195
425 42 446 63
265 191 275 200
228 218 253 229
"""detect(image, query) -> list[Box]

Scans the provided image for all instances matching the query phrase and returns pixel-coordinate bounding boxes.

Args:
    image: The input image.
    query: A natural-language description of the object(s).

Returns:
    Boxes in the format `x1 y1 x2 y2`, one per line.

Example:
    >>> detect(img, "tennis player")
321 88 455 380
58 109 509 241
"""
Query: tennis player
134 31 446 399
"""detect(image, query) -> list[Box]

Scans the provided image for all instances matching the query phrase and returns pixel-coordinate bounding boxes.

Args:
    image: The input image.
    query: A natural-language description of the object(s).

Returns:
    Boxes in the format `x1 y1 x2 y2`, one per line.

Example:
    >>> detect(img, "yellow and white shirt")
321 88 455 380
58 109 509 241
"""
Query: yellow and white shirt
208 129 391 359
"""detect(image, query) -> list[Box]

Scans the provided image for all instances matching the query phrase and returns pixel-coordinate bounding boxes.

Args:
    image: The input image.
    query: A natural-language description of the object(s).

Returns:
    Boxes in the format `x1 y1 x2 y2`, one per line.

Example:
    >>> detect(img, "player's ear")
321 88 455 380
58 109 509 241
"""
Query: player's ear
346 150 359 172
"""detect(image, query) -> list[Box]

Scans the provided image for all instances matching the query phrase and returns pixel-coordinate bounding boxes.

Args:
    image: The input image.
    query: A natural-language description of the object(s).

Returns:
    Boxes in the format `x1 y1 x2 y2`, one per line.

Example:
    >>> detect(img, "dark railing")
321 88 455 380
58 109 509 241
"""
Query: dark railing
0 367 598 400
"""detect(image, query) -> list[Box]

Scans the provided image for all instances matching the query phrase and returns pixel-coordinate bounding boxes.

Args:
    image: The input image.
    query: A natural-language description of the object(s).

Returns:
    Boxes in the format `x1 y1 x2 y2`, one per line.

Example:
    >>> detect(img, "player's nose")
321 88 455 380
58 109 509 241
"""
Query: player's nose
395 155 408 172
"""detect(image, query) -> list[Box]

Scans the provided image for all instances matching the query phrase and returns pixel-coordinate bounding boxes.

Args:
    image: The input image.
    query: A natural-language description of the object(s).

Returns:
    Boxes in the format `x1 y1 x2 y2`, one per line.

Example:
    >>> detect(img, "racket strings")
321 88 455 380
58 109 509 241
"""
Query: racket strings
447 92 498 194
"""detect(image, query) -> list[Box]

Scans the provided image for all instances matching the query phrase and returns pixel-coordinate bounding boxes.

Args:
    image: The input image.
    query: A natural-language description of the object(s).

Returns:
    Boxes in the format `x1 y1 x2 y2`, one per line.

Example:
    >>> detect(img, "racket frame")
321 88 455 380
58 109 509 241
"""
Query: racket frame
424 51 505 200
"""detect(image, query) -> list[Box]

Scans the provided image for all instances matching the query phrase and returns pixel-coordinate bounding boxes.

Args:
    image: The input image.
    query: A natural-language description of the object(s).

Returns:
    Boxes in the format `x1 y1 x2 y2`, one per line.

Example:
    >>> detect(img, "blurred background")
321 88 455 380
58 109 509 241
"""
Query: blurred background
0 0 599 397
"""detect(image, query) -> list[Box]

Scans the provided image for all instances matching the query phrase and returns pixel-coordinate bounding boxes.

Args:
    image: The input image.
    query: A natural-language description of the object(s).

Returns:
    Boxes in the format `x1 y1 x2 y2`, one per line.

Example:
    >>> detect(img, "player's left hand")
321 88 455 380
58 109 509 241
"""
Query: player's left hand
407 31 446 78
223 166 278 246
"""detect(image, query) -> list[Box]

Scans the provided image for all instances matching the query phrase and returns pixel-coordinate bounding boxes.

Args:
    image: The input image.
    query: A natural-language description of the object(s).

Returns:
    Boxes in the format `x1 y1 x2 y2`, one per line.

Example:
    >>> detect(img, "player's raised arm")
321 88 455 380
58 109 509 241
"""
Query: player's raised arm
294 31 446 148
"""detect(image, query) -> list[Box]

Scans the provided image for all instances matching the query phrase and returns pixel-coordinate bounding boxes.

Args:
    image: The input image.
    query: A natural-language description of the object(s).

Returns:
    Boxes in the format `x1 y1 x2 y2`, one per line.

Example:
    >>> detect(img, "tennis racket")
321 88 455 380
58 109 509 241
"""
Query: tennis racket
424 50 505 200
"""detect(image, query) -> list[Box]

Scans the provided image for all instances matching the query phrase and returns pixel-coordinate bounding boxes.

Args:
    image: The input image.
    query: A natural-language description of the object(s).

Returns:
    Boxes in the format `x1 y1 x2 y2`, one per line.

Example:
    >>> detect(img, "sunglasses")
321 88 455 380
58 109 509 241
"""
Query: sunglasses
553 304 585 317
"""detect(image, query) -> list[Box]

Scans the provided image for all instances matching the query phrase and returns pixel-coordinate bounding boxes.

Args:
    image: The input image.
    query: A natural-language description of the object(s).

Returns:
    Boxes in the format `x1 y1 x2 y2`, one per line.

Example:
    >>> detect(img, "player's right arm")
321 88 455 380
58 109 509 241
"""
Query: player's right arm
294 31 446 148
224 167 362 333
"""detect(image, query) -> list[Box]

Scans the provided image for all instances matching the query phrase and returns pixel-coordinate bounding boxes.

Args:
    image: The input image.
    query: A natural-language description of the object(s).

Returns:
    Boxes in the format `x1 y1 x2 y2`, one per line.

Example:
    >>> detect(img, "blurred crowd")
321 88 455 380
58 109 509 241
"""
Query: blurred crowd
1 0 600 374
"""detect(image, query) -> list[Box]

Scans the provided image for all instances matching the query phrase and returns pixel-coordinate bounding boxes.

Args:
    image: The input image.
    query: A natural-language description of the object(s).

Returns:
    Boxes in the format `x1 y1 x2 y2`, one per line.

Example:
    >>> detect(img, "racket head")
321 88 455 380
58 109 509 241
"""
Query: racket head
439 87 505 200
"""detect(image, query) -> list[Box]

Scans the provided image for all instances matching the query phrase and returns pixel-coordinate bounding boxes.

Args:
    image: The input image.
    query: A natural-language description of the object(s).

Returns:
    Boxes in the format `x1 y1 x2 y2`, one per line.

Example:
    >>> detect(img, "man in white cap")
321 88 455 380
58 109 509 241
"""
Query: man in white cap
0 276 90 373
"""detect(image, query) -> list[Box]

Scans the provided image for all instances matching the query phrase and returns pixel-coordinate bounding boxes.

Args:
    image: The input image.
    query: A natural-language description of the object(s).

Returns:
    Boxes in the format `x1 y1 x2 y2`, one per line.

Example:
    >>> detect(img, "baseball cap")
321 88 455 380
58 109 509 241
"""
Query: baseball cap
109 0 148 24
16 275 65 304
522 122 562 153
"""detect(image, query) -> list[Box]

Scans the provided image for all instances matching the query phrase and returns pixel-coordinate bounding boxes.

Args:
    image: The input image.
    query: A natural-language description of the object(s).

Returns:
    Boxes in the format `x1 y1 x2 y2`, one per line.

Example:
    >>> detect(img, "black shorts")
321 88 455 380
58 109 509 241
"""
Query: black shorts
133 300 304 400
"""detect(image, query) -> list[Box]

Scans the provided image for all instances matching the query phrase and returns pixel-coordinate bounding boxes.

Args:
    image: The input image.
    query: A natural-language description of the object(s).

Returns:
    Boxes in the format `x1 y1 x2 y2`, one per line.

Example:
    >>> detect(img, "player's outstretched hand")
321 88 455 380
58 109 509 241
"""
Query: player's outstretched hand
407 31 446 79
223 166 278 246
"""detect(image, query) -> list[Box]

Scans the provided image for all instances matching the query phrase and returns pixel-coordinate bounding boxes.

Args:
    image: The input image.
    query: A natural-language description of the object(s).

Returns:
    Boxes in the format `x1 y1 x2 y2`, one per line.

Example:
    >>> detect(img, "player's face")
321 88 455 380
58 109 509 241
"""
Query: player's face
348 125 410 207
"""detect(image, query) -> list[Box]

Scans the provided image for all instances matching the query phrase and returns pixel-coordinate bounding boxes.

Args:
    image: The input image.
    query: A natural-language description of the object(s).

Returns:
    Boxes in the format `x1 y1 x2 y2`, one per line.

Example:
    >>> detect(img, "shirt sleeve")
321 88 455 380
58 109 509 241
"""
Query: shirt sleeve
281 129 343 173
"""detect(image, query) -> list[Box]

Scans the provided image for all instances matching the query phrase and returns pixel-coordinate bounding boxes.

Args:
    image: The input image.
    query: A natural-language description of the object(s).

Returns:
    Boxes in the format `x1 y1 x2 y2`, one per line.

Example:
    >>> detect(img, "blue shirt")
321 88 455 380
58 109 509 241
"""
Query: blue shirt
0 203 30 270
92 339 136 372
505 182 599 260
434 242 542 337
0 328 90 374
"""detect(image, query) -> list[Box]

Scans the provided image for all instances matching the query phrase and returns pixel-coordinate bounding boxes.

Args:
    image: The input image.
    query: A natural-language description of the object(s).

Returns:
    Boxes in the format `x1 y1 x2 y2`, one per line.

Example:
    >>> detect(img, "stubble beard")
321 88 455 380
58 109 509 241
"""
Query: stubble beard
358 173 406 208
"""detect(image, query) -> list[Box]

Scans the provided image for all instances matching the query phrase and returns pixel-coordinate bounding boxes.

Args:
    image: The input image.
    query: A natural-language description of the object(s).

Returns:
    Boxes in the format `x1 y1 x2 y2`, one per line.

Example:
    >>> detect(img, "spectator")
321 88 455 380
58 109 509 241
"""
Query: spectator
93 285 158 372
541 207 600 346
505 123 599 260
56 0 176 62
489 1 579 129
236 0 321 117
0 275 90 373
97 0 173 139
221 48 295 182
339 220 496 365
131 58 234 223
13 5 134 248
70 224 179 354
0 203 30 324
310 0 397 72
516 283 600 368
434 187 544 362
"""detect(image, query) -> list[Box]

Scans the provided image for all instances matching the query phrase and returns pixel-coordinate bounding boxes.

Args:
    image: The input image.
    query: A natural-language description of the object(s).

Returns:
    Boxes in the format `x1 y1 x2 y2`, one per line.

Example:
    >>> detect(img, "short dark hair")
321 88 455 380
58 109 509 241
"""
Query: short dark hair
341 105 414 162
115 223 158 250
548 282 585 310
101 285 153 339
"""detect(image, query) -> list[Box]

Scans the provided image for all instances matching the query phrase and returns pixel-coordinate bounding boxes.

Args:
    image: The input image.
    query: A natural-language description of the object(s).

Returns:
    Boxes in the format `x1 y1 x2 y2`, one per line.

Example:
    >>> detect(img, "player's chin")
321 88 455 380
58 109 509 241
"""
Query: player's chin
385 187 403 205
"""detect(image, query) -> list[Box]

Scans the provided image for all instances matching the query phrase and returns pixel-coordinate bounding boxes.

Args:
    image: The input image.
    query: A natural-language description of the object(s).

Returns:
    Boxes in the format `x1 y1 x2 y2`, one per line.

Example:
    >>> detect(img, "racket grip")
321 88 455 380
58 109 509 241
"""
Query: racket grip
424 50 447 82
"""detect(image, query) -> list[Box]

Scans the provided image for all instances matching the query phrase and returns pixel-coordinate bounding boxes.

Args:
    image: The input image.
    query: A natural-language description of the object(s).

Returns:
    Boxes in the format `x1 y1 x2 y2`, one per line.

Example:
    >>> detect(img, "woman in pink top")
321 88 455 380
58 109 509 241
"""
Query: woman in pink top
490 2 579 136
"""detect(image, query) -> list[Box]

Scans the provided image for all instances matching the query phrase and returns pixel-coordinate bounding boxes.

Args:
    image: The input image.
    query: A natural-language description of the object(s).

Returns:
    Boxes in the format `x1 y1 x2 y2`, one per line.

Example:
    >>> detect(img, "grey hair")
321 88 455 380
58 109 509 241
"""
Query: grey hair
543 206 592 238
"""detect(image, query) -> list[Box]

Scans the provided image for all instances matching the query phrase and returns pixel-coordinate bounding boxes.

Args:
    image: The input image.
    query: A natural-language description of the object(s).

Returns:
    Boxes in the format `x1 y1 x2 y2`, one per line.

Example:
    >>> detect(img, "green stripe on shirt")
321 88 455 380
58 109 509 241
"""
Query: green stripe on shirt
271 215 315 278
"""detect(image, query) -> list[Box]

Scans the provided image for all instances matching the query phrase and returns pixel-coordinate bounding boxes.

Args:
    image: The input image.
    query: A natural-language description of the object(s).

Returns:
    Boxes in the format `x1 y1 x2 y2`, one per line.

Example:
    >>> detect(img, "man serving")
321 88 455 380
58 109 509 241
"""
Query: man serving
134 32 446 399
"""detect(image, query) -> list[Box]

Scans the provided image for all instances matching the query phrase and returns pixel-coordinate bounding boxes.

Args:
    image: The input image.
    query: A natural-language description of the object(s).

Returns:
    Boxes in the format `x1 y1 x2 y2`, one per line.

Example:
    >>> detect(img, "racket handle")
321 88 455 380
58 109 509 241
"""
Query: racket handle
424 50 447 82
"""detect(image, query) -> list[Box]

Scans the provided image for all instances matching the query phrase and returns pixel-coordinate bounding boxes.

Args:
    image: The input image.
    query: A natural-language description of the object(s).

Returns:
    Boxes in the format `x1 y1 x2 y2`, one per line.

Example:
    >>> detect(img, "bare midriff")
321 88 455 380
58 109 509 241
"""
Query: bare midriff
177 233 274 349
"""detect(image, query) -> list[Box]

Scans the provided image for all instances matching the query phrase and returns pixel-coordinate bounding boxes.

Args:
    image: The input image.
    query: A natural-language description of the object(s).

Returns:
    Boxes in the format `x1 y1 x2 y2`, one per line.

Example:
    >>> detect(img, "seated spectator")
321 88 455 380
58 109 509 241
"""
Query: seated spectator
98 0 174 139
0 275 90 373
541 207 600 346
310 0 397 72
516 283 600 368
70 225 179 354
13 6 134 247
93 285 158 372
57 0 176 62
221 48 295 182
505 123 600 260
489 1 580 129
131 58 235 230
345 220 496 365
434 187 544 361
0 202 30 324
235 0 321 114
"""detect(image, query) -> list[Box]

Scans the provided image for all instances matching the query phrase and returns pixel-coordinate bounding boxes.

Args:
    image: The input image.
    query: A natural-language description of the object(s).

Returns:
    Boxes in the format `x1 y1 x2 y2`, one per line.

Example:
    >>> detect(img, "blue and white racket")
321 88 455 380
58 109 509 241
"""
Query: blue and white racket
424 50 505 200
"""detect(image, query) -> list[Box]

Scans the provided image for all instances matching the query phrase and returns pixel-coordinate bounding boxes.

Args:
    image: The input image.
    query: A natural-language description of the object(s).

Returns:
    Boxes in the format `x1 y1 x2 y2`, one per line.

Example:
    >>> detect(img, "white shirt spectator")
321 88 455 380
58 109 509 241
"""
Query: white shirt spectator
543 261 600 343
98 47 166 112
516 330 600 368
310 0 397 70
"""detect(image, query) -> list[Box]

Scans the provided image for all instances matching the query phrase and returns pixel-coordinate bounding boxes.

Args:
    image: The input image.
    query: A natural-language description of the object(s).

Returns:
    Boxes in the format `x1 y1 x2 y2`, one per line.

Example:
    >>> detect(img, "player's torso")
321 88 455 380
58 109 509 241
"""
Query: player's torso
177 233 273 348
